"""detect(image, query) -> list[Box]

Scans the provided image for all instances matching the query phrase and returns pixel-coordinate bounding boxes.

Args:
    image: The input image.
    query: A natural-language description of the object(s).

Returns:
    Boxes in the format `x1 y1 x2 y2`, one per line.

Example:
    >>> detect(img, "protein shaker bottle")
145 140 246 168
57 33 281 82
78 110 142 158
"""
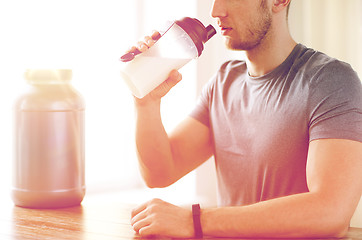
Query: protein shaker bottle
12 69 85 208
120 17 216 98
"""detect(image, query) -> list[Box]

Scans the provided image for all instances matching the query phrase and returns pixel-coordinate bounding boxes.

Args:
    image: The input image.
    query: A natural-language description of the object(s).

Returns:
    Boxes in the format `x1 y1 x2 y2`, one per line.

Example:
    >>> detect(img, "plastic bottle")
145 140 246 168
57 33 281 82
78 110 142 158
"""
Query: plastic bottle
120 17 216 98
12 69 85 208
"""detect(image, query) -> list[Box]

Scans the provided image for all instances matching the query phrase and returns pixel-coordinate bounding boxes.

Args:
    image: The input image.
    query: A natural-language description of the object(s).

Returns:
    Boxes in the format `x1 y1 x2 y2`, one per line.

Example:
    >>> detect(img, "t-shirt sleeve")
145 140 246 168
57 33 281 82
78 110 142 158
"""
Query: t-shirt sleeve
189 77 215 127
308 61 362 143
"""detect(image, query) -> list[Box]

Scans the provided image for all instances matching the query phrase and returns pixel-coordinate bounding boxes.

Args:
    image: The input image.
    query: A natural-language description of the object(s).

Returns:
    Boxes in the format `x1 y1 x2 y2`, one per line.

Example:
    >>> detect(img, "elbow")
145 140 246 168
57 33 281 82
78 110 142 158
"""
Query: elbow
141 172 174 189
143 180 170 189
326 202 355 238
316 212 350 238
302 201 351 238
326 219 349 238
303 219 349 239
306 191 355 238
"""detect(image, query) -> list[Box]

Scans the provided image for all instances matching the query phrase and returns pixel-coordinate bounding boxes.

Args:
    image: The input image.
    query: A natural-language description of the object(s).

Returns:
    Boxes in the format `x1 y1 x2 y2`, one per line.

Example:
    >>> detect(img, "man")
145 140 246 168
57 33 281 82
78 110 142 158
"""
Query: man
130 0 362 238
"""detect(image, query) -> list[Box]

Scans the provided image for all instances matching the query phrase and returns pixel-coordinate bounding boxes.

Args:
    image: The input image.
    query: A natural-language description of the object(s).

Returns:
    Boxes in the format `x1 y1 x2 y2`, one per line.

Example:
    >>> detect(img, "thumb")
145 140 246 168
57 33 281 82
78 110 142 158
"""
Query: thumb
165 69 182 88
153 70 182 97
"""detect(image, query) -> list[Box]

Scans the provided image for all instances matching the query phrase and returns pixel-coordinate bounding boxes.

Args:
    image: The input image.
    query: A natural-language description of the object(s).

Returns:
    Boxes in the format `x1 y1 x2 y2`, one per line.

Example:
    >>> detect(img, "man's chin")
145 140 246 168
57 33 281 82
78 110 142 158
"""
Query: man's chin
224 39 259 51
224 39 239 51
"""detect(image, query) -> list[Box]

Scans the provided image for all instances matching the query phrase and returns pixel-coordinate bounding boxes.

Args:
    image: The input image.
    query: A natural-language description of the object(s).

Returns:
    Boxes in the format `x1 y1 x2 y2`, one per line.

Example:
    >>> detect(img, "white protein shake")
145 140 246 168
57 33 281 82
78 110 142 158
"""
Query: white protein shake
120 55 190 98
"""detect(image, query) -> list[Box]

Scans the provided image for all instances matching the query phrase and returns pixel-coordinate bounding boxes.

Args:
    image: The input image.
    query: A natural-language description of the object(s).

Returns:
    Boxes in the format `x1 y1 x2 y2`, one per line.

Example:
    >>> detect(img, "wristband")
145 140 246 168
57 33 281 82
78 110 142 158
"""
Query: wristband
192 204 203 238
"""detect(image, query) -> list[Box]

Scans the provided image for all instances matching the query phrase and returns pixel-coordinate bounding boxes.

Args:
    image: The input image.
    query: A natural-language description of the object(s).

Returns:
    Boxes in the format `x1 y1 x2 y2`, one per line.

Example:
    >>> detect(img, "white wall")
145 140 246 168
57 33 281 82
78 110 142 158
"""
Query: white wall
289 0 362 78
0 0 200 203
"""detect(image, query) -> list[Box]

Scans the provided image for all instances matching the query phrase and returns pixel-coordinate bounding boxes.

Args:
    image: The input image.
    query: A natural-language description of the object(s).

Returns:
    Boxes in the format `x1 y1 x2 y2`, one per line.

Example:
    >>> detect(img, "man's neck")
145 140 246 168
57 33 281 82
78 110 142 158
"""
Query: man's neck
245 27 297 78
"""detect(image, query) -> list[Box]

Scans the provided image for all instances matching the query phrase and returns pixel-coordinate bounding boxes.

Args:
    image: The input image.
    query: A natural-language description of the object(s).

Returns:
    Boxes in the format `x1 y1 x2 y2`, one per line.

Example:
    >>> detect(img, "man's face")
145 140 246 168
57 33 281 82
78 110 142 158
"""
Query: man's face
211 0 272 51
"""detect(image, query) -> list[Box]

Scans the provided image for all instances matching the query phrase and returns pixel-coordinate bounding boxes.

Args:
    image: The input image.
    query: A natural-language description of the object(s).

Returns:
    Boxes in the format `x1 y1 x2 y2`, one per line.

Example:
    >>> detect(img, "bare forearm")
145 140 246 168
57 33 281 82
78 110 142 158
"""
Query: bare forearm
135 99 174 187
201 192 350 238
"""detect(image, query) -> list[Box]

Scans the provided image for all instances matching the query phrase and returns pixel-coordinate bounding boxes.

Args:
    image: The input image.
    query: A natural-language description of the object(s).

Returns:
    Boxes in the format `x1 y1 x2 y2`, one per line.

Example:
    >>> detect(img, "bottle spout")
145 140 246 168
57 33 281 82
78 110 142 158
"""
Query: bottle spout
205 25 217 42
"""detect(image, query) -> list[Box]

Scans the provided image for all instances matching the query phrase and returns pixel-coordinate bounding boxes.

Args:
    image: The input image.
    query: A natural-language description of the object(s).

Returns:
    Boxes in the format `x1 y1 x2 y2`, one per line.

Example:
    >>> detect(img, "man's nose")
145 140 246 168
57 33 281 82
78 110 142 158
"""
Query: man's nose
210 0 227 18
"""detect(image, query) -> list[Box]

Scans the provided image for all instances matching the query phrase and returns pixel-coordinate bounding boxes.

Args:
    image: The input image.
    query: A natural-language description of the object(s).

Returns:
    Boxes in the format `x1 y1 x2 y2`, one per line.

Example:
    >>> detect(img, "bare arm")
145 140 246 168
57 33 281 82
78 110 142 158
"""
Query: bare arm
200 139 362 238
131 139 362 238
135 98 213 187
132 33 213 188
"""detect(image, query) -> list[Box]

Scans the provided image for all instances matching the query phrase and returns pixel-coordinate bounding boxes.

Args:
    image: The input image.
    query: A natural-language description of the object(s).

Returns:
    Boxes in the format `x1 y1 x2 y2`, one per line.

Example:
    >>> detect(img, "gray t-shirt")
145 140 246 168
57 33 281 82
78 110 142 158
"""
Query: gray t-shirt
190 44 362 206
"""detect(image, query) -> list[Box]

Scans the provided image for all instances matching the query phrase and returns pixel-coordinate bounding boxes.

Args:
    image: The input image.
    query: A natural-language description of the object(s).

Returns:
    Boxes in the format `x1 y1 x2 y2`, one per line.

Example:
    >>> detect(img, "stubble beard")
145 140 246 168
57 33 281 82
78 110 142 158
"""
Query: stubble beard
226 2 272 51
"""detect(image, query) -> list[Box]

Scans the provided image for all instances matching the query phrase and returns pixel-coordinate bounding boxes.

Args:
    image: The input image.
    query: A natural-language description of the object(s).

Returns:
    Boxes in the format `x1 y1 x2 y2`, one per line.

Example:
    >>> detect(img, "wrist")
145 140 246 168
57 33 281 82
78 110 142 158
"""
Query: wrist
134 96 161 117
134 95 161 107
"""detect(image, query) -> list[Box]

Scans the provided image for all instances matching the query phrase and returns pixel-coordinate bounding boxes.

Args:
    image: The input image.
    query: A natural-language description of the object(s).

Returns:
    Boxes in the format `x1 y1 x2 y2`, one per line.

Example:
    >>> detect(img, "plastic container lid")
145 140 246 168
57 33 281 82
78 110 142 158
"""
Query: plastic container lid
175 17 216 57
24 69 72 84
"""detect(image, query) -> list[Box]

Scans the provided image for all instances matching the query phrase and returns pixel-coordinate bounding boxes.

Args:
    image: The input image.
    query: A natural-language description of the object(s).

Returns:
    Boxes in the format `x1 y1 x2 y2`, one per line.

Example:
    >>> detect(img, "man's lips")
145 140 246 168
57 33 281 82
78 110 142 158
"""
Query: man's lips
219 26 232 35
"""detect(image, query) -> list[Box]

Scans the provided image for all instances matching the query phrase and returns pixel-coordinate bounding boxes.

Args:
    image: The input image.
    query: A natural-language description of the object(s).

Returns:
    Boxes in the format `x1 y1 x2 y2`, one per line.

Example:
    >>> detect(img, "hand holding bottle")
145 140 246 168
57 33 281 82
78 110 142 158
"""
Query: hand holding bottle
119 17 216 99
121 30 183 103
121 31 161 62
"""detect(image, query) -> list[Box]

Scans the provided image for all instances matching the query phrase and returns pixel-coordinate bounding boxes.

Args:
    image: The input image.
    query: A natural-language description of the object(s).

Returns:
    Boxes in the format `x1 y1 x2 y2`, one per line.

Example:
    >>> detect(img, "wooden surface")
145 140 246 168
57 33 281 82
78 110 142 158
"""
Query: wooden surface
0 197 137 240
1 194 362 240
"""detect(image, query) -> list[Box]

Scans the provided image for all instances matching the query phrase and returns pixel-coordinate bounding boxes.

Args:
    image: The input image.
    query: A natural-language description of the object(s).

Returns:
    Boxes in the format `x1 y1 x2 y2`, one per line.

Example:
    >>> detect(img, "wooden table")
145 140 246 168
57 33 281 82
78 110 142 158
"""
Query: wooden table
1 194 362 240
0 195 137 240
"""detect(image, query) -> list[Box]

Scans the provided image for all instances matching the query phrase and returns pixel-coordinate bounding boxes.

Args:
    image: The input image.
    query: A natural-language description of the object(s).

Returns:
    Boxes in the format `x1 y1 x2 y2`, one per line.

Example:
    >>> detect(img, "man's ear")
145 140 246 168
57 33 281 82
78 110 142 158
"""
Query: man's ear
272 0 291 13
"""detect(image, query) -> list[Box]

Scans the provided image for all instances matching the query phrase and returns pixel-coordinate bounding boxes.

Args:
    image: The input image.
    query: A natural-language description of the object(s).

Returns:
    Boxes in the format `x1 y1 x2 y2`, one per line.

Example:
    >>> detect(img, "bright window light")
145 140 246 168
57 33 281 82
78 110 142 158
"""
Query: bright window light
0 0 197 202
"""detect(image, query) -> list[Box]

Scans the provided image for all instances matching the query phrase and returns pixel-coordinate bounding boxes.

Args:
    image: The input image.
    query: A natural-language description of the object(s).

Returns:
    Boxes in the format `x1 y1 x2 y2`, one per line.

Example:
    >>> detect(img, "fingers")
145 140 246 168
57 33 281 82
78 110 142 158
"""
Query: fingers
131 200 149 218
133 221 157 237
137 224 153 236
121 31 160 62
131 198 160 227
132 215 150 233
131 200 152 234
132 31 160 53
130 199 164 235
158 70 182 92
137 37 152 52
130 199 194 238
167 69 183 86
154 70 181 96
141 70 182 100
151 30 162 41
131 203 148 234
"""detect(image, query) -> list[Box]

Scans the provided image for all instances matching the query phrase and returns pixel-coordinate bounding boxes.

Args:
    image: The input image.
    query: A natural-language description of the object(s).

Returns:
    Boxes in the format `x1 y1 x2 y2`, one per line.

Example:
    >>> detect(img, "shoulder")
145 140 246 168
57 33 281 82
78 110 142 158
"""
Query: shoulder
289 45 361 101
211 60 248 85
293 46 362 143
198 60 247 103
219 60 247 72
292 45 360 88
217 60 247 77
